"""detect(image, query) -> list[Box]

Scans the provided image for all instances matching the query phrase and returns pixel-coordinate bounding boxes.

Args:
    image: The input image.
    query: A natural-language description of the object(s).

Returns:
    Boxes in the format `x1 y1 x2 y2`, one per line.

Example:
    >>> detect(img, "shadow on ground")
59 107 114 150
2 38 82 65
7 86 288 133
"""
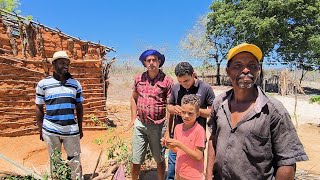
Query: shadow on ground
303 87 320 95
139 168 163 180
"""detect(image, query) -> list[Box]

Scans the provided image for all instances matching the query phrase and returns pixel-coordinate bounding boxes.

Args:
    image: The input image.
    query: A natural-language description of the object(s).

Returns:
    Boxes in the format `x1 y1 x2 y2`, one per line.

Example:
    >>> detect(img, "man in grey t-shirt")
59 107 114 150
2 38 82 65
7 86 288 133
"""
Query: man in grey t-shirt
166 62 215 180
205 43 308 180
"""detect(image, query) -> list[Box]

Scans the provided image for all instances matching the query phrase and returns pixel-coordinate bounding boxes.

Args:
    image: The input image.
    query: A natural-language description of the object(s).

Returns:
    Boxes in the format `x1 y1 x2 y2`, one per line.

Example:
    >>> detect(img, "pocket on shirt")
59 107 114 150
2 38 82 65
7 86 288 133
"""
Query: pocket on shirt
137 82 148 93
243 132 272 163
155 83 167 96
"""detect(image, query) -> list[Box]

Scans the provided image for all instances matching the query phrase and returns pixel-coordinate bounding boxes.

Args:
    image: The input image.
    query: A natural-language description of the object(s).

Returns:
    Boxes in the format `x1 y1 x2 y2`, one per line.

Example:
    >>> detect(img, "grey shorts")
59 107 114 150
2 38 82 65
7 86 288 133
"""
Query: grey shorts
131 119 166 164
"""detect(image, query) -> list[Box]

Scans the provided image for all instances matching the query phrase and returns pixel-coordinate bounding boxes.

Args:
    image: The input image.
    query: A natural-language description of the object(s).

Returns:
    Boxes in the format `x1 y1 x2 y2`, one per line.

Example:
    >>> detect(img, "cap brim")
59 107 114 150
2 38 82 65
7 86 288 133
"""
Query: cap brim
49 56 71 64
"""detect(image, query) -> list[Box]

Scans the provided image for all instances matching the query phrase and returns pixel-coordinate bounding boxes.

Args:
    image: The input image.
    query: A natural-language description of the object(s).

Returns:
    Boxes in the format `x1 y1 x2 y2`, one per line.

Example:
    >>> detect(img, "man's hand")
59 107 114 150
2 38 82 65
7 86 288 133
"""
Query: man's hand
174 105 182 116
80 131 83 139
160 137 167 147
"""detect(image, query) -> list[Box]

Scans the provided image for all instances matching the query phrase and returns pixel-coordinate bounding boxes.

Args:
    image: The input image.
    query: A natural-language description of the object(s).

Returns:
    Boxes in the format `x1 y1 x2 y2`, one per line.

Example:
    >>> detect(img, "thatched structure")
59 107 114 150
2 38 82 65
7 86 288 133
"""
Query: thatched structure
0 9 116 136
278 70 304 96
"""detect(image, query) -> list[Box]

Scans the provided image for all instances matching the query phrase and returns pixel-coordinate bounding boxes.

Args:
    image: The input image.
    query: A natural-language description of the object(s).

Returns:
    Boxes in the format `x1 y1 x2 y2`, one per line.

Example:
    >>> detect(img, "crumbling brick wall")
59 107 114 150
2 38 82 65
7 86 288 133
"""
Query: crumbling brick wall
0 10 115 136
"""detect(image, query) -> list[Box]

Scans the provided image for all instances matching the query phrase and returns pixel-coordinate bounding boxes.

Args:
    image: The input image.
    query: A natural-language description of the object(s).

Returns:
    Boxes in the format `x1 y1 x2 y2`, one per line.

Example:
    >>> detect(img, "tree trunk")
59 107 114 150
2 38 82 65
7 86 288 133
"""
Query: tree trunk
216 59 221 85
258 64 264 86
299 69 308 86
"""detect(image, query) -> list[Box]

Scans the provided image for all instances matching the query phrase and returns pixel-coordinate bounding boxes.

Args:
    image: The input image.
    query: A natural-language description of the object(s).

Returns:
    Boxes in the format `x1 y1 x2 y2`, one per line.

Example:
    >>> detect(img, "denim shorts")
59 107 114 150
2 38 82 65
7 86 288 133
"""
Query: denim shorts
131 118 166 164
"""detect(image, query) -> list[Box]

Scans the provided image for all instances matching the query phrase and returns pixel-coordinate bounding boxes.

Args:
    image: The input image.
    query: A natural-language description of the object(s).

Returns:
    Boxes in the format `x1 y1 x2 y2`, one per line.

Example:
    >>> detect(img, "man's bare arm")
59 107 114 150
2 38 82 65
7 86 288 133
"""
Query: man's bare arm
76 103 84 139
36 104 44 141
200 106 212 118
205 138 215 180
124 91 139 131
165 113 174 138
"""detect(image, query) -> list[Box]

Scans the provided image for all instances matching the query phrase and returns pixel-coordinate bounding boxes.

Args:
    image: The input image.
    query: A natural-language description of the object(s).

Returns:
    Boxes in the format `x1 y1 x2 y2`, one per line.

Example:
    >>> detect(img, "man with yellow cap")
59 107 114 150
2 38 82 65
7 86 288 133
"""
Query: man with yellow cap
205 43 308 180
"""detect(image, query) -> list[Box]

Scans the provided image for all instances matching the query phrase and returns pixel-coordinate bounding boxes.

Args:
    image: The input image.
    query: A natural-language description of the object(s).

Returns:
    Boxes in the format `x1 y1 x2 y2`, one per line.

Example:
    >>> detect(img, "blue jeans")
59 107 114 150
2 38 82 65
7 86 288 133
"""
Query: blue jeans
166 149 176 180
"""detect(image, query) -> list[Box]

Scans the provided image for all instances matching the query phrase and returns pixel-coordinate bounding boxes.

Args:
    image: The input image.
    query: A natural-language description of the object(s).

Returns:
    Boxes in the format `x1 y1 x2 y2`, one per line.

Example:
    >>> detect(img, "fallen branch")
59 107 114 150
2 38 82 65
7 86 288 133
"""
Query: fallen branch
109 113 123 126
0 153 43 179
90 148 103 180
103 164 119 179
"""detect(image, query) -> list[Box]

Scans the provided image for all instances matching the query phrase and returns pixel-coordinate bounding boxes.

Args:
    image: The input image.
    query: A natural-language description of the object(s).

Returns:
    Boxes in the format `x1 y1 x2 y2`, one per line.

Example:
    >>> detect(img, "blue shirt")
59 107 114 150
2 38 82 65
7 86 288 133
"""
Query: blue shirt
35 76 84 136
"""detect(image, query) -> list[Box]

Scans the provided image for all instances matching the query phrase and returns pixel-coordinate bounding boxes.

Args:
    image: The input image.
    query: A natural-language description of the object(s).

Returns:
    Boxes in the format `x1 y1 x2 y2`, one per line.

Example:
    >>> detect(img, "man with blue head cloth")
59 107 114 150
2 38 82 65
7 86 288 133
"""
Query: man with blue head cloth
125 49 174 180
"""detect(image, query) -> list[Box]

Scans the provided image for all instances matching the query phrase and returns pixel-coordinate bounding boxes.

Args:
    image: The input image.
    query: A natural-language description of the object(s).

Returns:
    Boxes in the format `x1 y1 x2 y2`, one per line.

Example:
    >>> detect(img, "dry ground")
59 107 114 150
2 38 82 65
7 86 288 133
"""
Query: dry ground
0 68 320 179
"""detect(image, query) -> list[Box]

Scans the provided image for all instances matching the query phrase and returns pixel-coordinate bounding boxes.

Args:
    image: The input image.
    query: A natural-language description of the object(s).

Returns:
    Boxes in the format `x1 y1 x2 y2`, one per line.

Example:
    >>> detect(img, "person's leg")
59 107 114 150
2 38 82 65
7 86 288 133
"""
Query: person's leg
157 160 166 180
131 119 148 180
166 149 177 180
131 163 141 180
147 121 166 180
63 135 82 180
42 132 62 178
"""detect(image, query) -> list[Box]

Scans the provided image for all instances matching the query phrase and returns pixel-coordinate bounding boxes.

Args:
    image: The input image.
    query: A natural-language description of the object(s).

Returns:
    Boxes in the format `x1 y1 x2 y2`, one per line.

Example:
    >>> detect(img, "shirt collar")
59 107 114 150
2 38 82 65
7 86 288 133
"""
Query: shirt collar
221 85 269 113
194 78 199 87
142 69 165 82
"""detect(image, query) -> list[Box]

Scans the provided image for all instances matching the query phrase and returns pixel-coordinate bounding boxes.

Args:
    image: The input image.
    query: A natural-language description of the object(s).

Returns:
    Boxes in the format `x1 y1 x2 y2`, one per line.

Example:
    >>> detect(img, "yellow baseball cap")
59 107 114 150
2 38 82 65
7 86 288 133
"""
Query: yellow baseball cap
227 43 263 61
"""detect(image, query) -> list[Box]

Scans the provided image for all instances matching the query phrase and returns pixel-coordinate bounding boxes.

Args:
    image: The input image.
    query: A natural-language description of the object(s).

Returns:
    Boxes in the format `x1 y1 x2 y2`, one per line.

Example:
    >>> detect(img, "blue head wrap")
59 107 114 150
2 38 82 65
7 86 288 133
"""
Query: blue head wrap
139 49 165 67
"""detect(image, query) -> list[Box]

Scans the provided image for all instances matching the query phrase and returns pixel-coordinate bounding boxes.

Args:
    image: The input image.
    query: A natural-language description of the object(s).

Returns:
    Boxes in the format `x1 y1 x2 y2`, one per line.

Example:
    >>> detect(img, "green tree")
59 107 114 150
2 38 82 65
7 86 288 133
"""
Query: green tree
207 0 320 84
0 0 20 12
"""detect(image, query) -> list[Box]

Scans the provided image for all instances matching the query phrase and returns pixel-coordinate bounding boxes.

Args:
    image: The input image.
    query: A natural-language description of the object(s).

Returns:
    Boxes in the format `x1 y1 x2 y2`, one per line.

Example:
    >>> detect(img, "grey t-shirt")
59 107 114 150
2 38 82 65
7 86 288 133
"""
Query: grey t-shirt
169 79 215 134
209 86 308 179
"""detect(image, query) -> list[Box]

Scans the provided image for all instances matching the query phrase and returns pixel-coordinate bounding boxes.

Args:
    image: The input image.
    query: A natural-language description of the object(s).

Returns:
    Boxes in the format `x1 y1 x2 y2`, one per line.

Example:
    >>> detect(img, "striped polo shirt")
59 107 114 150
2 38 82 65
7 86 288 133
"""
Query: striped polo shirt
35 76 84 136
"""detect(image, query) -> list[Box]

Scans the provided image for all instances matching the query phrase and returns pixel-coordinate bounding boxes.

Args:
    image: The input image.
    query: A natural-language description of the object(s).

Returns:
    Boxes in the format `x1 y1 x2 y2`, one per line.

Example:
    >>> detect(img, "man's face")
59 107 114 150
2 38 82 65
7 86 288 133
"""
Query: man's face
53 58 70 76
226 52 260 89
144 55 160 71
177 73 196 90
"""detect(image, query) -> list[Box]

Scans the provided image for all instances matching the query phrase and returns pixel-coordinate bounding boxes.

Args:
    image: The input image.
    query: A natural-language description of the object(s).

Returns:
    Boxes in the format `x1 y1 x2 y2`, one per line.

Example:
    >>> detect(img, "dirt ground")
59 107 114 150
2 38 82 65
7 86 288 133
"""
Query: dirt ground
0 70 320 179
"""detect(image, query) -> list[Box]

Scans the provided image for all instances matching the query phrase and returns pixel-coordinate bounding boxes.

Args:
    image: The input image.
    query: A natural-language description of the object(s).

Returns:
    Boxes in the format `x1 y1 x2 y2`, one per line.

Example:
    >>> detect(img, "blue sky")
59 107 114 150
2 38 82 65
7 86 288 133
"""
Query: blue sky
19 0 213 66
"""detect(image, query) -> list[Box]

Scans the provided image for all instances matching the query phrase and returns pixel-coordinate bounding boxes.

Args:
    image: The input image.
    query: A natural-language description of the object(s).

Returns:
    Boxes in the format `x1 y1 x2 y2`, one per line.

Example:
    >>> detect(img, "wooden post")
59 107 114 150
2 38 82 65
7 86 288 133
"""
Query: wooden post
293 62 298 129
6 25 18 56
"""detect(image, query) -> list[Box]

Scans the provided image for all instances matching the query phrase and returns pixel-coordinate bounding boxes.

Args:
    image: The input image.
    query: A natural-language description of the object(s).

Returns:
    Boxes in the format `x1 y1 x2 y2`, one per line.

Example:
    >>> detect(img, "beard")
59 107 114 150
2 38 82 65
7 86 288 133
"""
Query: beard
57 68 68 75
236 73 256 88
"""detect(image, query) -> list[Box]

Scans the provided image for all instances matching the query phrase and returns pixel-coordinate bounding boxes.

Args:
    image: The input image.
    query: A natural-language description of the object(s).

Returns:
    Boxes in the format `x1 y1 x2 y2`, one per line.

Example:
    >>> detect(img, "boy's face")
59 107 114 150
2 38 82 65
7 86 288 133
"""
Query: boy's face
181 103 200 126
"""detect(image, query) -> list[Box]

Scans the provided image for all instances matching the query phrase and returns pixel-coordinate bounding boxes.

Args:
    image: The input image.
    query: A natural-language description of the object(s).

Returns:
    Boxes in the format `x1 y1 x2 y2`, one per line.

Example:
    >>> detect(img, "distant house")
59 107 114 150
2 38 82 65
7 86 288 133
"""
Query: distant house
0 9 116 136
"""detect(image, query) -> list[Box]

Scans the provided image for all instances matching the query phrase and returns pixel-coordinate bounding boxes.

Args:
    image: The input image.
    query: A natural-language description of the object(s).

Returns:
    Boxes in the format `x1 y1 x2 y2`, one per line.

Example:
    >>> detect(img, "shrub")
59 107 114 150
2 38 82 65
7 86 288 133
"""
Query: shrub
50 150 71 179
2 175 38 180
310 95 320 104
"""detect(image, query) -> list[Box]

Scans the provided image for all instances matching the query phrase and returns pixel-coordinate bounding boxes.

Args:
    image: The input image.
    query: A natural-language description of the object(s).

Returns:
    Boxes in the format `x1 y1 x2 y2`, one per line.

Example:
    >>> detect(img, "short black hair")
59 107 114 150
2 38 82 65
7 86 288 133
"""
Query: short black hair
181 94 200 112
175 62 194 77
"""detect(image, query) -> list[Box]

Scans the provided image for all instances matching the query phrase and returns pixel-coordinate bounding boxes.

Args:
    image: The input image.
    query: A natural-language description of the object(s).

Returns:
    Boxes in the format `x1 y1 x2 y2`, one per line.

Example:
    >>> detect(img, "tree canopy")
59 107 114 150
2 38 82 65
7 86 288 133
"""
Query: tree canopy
207 0 320 68
0 0 20 12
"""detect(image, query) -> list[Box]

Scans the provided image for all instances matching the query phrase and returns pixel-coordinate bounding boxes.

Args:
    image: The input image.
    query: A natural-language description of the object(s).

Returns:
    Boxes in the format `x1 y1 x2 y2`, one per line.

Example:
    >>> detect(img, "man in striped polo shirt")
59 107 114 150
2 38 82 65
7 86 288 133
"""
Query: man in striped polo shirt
36 51 84 180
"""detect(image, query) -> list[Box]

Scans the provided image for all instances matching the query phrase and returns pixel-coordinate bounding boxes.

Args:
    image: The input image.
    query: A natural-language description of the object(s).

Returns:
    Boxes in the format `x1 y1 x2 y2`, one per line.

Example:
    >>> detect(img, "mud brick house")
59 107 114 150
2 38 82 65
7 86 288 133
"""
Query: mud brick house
0 9 116 136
